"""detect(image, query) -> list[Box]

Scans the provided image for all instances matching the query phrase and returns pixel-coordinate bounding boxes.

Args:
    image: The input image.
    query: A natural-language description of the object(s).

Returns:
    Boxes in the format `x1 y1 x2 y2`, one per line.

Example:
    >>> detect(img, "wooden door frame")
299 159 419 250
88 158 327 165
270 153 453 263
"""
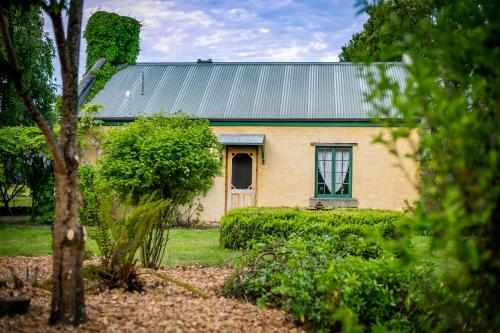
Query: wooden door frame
225 146 258 213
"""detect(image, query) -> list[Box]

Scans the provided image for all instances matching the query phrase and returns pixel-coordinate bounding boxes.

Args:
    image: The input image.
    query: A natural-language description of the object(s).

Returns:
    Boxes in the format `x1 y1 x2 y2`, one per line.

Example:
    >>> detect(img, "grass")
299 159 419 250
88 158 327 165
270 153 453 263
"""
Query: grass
163 229 241 266
11 195 32 207
0 225 241 266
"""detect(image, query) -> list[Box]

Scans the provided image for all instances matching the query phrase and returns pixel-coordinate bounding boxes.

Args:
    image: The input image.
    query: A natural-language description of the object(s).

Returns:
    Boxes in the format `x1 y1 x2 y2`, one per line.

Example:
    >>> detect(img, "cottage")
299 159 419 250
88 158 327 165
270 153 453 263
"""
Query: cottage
81 61 418 222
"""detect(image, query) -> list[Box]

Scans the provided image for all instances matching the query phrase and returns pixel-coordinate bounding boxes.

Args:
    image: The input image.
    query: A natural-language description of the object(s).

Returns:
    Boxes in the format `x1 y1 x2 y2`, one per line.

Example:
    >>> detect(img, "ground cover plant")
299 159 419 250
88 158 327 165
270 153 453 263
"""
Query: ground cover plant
219 207 405 249
223 224 452 332
88 194 169 291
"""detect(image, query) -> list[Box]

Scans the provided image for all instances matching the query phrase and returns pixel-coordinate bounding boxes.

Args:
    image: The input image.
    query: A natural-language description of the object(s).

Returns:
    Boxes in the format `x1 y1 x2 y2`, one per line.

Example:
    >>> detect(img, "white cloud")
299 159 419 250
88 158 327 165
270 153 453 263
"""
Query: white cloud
45 0 366 85
320 53 340 62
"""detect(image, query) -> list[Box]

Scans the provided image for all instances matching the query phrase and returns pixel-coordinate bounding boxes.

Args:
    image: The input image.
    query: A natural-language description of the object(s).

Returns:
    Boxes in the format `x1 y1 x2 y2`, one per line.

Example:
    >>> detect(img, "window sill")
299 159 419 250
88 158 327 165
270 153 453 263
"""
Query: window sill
309 197 358 208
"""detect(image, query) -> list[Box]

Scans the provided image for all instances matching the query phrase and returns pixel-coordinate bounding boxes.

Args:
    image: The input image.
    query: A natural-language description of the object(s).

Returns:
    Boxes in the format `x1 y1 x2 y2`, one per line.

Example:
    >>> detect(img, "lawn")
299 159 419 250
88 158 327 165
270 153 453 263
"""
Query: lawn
0 225 241 266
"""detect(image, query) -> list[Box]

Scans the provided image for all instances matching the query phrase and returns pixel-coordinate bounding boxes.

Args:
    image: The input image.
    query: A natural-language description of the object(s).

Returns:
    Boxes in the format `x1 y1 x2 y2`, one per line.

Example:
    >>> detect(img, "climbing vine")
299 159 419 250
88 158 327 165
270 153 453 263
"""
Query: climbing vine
83 11 141 71
83 11 141 102
85 63 118 103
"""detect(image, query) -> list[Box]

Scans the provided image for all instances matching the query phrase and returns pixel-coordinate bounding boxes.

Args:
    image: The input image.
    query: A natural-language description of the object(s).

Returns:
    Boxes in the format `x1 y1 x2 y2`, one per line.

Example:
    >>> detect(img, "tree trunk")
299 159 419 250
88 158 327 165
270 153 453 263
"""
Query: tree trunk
2 199 12 215
49 171 86 325
0 0 85 325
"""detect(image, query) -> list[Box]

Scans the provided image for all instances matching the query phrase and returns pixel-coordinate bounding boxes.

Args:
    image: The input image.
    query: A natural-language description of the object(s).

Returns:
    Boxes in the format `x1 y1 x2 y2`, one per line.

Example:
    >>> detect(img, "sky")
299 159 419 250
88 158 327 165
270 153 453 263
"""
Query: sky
44 0 367 87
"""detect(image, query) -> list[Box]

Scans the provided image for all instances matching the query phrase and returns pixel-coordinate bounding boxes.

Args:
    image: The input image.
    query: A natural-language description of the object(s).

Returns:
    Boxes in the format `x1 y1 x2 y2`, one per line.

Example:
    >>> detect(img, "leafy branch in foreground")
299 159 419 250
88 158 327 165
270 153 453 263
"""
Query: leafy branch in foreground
361 0 500 330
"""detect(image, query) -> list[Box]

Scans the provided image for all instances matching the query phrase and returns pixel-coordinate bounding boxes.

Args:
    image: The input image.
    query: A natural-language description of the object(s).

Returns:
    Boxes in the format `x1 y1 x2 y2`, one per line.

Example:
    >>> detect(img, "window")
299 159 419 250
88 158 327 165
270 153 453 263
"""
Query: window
315 147 352 198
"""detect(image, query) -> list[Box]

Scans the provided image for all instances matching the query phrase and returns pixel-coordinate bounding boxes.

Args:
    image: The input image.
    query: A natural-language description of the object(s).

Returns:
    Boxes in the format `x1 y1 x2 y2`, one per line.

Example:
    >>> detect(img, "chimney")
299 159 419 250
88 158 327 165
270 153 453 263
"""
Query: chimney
402 53 413 66
197 58 213 64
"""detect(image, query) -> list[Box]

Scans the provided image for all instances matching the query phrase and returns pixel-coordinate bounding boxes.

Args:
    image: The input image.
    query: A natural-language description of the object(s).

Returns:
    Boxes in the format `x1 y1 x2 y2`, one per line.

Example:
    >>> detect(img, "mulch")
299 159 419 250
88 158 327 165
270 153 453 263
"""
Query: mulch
0 256 302 333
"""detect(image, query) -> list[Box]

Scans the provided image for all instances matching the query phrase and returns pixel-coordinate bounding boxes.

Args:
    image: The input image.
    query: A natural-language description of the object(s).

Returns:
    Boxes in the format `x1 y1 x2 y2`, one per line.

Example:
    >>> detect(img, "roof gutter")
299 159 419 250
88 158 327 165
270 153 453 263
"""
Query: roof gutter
95 117 417 127
94 117 405 122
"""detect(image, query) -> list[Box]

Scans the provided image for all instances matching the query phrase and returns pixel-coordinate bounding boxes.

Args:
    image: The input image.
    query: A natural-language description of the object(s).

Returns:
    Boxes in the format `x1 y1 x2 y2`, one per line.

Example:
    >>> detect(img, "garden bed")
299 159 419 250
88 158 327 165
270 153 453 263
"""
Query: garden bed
0 256 302 332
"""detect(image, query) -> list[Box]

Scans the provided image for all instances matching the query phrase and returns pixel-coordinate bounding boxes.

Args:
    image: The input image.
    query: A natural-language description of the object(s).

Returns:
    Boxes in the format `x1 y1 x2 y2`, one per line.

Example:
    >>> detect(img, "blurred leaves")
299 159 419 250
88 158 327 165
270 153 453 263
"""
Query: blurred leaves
360 0 500 330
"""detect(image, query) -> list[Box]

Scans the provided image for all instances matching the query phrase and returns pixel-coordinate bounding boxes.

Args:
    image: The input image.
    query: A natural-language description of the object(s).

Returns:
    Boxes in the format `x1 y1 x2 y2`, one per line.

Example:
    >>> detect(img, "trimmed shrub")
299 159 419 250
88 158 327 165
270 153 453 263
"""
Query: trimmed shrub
219 207 406 249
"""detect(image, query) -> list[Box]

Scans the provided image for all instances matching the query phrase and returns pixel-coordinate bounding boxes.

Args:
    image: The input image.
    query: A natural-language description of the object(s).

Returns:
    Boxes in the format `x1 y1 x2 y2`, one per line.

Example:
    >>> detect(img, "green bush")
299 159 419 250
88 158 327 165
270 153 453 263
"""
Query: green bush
219 207 405 249
78 164 99 226
223 235 446 332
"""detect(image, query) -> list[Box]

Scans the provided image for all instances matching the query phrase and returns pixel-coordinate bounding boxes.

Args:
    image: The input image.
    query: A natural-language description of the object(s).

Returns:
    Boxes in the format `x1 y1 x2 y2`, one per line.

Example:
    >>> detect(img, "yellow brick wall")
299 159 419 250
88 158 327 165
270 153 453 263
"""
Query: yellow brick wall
84 125 419 223
199 126 419 222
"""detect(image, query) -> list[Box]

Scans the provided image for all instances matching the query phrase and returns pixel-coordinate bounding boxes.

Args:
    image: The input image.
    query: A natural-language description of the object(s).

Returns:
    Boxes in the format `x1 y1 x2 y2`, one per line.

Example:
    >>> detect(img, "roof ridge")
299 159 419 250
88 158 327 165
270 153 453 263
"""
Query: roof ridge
133 61 405 66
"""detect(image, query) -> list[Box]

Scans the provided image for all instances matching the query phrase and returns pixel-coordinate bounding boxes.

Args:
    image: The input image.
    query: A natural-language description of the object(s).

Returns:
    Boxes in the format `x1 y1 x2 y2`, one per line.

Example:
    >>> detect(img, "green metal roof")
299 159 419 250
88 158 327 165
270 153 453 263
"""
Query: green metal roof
88 62 407 121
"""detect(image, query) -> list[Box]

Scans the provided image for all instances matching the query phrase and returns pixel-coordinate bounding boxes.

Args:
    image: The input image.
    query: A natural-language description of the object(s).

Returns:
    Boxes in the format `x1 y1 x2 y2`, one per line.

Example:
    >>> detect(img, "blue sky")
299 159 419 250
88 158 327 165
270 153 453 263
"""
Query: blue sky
44 0 367 86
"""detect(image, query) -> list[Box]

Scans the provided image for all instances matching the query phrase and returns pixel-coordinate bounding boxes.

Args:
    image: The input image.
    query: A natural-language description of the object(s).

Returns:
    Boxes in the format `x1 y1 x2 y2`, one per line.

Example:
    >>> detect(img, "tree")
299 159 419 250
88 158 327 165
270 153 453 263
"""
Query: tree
0 6 56 126
98 114 222 268
0 0 86 325
339 0 436 62
0 126 52 219
362 0 500 330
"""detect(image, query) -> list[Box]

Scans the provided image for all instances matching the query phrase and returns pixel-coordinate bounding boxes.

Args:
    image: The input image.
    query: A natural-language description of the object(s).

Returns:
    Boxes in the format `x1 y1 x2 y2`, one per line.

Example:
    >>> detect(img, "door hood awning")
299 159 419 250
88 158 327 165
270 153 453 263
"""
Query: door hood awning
218 134 265 146
218 134 265 163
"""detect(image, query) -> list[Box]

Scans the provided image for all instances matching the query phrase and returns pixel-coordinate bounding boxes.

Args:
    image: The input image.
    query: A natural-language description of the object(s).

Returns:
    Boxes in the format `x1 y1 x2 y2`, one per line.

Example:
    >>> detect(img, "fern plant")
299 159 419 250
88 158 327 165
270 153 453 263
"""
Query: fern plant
89 193 168 291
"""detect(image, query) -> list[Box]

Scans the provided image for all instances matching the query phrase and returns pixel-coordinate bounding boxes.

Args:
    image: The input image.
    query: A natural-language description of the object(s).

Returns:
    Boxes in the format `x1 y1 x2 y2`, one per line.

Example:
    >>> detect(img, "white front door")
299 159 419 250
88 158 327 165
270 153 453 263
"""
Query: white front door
226 147 257 211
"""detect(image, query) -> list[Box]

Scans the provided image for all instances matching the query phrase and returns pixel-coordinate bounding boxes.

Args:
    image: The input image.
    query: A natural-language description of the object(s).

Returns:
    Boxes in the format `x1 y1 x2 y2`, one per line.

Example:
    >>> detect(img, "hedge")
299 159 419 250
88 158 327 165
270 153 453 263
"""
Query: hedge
219 207 406 249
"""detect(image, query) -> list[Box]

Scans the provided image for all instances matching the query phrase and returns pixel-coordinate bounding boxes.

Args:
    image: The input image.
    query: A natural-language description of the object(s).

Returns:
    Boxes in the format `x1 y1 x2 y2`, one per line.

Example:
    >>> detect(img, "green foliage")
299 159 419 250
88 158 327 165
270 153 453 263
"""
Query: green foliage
84 63 118 103
0 6 56 126
0 126 54 223
224 235 446 332
219 207 405 249
77 103 103 161
339 0 436 62
82 11 140 103
78 104 103 139
98 113 221 268
30 178 54 224
358 0 500 330
77 165 99 226
83 11 141 71
88 193 169 291
99 113 223 205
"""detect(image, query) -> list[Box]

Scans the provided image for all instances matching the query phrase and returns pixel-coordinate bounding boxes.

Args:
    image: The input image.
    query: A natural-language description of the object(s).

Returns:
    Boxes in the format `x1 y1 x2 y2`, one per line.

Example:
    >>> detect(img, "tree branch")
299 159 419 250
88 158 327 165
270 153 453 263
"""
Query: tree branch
11 183 26 200
67 0 83 73
0 8 66 174
43 2 71 78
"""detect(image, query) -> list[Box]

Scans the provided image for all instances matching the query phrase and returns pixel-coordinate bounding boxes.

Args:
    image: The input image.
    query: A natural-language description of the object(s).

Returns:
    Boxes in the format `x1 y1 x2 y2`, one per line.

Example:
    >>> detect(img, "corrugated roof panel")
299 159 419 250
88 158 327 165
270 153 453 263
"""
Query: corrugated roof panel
315 65 337 118
282 65 309 118
226 65 261 118
172 65 215 115
198 65 236 118
143 66 174 115
152 65 191 114
87 62 408 120
115 66 144 117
